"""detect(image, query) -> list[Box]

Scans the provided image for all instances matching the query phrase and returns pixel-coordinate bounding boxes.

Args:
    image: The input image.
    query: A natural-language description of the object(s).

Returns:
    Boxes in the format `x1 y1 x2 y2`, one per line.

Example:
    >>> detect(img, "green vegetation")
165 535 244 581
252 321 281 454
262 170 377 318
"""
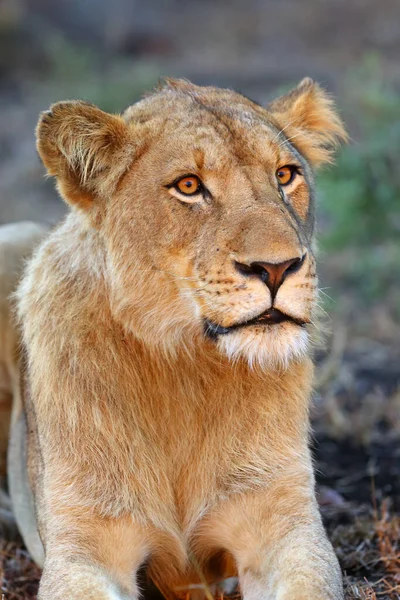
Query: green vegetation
317 60 400 306
33 31 161 112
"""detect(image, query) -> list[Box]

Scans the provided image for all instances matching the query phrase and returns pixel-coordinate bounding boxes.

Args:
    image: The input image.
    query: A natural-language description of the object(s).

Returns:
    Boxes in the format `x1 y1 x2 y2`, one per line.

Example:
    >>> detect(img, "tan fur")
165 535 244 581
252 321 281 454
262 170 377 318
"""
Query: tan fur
9 79 346 599
0 222 48 475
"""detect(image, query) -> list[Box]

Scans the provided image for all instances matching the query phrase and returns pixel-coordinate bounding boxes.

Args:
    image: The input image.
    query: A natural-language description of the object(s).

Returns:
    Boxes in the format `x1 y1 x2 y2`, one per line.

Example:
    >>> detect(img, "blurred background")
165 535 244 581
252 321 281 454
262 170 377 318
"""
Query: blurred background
0 0 399 598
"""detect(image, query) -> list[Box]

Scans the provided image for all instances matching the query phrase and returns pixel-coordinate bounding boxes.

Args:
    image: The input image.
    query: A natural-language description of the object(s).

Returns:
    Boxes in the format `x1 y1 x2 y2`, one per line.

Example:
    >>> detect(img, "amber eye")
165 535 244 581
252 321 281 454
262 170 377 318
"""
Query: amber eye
276 165 296 186
175 175 202 196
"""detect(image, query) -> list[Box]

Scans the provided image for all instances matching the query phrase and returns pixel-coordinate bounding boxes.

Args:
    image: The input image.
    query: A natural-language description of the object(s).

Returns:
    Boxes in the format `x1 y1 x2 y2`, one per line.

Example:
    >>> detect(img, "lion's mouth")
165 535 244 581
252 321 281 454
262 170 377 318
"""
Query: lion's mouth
204 308 308 340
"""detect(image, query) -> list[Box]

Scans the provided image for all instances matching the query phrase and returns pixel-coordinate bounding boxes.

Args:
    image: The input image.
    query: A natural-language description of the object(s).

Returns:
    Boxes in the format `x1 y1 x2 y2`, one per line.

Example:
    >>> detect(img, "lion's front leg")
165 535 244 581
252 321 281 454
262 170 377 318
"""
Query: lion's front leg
37 513 150 600
237 523 343 600
205 469 343 600
39 560 134 600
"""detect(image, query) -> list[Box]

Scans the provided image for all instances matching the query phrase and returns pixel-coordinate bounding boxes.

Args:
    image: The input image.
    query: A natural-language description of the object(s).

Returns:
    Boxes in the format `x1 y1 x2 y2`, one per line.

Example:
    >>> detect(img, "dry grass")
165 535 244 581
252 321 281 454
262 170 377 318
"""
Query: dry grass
330 500 400 600
345 582 377 599
0 539 41 599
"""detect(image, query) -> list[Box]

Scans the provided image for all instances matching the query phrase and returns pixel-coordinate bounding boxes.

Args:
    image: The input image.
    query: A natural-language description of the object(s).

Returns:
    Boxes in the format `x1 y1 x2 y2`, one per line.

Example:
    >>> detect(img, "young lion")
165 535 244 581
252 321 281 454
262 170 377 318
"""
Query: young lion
10 78 347 599
0 222 48 476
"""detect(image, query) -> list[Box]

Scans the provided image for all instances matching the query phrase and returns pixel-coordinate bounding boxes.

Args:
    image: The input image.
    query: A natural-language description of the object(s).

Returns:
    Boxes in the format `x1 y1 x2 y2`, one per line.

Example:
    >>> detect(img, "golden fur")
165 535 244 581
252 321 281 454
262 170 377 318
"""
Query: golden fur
0 222 48 475
8 78 347 599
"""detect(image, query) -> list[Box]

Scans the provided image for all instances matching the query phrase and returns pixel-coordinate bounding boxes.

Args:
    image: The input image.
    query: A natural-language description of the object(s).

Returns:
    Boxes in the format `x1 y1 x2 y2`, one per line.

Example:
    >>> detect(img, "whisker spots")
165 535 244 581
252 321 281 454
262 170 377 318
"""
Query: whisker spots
294 283 313 289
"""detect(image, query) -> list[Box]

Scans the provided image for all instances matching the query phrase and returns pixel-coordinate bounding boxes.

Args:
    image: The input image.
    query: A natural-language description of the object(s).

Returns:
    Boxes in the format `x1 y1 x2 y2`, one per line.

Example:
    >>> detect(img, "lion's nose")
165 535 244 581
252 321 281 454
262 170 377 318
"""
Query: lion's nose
235 254 306 300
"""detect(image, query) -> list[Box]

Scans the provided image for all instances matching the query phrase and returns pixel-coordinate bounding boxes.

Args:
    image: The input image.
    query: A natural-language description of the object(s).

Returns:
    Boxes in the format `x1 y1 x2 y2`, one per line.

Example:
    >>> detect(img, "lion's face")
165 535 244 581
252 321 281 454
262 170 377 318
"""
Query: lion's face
36 79 346 368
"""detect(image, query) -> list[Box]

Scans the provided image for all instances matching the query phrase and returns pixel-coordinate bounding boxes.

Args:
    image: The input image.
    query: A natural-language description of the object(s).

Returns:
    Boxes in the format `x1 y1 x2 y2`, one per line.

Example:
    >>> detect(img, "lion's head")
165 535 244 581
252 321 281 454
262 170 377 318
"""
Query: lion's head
36 78 346 369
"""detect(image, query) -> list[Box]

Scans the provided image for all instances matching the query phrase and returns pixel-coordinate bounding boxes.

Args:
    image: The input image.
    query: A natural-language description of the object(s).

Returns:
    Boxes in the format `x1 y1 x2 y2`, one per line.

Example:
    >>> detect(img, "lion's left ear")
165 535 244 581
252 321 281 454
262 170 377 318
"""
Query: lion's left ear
267 78 348 167
36 100 136 210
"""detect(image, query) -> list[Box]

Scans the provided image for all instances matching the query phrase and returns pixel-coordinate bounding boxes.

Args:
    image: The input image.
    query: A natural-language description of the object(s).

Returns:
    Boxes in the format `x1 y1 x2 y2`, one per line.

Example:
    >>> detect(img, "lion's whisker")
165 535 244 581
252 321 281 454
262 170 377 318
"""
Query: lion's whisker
271 115 304 143
277 130 305 149
314 301 331 320
317 289 335 303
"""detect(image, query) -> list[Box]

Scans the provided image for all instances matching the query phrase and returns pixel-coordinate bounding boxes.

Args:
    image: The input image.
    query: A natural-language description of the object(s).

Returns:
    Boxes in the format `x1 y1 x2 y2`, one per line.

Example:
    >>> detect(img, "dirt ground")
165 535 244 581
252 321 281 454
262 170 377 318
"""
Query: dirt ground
0 0 399 598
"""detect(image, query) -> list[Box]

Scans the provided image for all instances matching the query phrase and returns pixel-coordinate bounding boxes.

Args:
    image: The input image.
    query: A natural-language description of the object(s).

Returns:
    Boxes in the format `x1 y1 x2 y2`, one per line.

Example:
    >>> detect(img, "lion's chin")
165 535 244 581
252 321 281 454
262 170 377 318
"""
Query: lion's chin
216 322 310 371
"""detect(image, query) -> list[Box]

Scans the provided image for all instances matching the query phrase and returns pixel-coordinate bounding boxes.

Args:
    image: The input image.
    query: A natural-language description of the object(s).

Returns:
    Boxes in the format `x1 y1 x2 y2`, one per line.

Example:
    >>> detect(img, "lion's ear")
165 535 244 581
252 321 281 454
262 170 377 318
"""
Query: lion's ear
36 101 135 210
267 78 348 167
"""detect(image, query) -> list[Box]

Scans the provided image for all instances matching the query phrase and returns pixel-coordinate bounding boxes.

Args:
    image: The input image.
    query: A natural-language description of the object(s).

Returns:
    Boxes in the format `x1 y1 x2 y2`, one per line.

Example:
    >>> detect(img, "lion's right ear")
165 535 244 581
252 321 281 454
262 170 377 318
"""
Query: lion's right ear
36 101 135 210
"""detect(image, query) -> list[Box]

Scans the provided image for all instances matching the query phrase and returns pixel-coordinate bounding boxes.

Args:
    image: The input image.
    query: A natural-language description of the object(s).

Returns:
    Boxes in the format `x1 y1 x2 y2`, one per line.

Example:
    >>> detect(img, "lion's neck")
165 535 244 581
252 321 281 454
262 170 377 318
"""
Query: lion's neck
121 330 313 420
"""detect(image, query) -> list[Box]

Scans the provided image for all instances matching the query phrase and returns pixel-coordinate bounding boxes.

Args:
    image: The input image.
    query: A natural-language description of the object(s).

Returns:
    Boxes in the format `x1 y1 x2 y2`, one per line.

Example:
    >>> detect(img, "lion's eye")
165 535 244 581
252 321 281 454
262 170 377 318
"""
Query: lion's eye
175 175 202 196
276 165 297 186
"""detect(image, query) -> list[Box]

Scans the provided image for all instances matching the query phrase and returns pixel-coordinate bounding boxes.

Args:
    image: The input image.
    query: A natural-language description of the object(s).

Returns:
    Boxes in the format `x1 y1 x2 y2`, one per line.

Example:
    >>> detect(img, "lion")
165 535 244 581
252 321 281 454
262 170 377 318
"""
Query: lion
7 78 347 599
0 222 48 474
0 222 49 539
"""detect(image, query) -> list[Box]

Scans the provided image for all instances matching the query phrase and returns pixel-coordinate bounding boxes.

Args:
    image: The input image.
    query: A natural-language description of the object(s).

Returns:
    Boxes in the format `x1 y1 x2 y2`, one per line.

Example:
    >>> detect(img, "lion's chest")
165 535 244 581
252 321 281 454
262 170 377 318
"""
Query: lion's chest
69 390 282 531
38 353 305 540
